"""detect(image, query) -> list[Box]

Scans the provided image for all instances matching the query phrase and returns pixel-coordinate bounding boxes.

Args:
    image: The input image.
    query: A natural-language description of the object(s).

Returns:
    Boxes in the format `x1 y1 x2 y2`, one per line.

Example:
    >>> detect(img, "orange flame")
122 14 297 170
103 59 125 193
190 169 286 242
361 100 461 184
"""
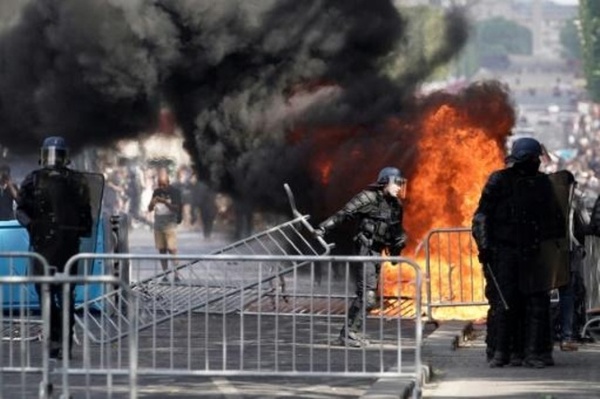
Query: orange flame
294 82 514 320
381 90 511 320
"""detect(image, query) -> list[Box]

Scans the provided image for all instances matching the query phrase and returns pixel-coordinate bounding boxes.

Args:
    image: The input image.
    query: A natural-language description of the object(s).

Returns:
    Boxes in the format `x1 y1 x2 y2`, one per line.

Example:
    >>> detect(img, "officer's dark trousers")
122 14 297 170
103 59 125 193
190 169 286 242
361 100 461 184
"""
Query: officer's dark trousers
524 291 552 361
344 245 380 335
483 265 498 360
34 273 77 349
490 246 525 361
33 241 79 352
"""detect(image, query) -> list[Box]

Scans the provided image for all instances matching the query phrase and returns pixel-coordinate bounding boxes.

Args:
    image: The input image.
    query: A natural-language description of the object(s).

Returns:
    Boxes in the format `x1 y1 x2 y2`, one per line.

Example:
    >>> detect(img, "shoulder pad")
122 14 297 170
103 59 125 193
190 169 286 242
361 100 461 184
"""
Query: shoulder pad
344 190 377 213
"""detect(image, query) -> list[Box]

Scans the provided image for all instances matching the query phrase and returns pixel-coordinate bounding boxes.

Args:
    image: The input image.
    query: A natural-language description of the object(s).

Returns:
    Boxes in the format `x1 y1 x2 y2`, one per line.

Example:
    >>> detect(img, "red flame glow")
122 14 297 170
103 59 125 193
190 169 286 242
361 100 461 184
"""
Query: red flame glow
295 82 515 320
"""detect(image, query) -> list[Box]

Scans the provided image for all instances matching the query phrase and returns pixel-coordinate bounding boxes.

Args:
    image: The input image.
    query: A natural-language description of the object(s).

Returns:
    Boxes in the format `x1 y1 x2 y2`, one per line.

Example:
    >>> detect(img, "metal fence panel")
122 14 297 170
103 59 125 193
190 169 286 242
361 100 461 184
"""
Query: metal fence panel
71 209 331 344
422 228 487 320
67 254 422 398
0 252 137 399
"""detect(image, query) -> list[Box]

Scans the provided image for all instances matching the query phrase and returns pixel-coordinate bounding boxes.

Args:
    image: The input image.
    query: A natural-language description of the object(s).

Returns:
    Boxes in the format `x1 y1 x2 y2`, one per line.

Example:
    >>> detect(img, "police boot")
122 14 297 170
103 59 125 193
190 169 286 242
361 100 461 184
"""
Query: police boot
540 352 554 366
488 351 509 368
485 347 494 362
338 329 364 348
523 355 546 369
509 352 524 367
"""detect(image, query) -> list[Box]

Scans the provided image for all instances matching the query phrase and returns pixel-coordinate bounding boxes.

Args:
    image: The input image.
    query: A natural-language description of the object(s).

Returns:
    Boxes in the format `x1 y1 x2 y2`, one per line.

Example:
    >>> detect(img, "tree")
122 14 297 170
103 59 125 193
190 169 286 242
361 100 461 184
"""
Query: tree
560 18 582 61
579 1 600 102
476 17 533 69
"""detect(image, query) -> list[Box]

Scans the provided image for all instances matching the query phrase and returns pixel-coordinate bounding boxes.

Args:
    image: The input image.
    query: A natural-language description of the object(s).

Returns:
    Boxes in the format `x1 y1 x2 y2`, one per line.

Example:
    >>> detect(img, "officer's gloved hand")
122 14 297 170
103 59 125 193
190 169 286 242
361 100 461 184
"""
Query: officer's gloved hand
389 237 407 266
314 227 326 238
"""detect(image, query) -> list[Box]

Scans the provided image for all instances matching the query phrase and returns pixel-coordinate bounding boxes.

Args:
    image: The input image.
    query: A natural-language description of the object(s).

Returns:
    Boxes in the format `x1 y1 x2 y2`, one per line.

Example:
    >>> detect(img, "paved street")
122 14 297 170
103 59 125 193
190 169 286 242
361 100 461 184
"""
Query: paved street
422 321 600 399
1 226 432 398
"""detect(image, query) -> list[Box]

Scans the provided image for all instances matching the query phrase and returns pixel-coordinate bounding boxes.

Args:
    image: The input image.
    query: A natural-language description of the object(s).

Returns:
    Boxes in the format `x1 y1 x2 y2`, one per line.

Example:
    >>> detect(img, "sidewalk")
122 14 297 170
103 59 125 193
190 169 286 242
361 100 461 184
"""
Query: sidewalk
421 321 600 398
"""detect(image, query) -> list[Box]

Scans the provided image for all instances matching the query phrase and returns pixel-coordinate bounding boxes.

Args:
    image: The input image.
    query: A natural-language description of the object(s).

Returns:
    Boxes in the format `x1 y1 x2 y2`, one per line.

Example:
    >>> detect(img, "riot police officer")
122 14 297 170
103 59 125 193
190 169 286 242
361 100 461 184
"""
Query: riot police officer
473 137 566 368
316 167 408 347
17 136 93 359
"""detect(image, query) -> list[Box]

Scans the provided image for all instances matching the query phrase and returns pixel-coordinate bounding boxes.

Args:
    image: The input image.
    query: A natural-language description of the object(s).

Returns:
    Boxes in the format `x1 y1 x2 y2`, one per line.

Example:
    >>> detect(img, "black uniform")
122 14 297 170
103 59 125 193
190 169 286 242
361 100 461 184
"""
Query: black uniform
319 188 407 342
473 165 558 367
17 166 92 357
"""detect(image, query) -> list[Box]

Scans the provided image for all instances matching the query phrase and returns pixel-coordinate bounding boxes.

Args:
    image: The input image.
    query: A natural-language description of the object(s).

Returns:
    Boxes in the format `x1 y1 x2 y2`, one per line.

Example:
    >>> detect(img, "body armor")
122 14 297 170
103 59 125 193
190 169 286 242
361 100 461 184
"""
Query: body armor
319 187 407 346
16 165 94 358
472 165 570 367
17 167 93 266
319 189 407 253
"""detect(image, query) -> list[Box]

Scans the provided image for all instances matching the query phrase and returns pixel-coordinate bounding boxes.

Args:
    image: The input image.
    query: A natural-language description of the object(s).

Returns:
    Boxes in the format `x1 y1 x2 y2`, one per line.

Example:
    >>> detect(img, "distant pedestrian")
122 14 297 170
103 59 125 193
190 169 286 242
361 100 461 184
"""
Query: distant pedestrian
0 164 18 221
148 167 182 282
173 166 193 228
557 188 588 352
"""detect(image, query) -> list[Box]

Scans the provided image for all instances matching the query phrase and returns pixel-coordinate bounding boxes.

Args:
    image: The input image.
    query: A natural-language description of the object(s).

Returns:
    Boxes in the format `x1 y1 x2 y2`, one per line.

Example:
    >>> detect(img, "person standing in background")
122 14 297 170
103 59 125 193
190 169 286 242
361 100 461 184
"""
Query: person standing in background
0 164 18 221
148 167 182 282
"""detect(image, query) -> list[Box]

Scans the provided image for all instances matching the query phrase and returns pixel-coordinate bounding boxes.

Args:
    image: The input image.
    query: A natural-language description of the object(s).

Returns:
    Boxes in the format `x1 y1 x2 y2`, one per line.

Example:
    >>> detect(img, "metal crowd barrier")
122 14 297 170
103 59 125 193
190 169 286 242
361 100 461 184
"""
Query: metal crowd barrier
421 228 487 320
1 252 48 343
582 235 600 338
71 184 332 345
0 252 137 399
67 253 423 398
422 227 600 336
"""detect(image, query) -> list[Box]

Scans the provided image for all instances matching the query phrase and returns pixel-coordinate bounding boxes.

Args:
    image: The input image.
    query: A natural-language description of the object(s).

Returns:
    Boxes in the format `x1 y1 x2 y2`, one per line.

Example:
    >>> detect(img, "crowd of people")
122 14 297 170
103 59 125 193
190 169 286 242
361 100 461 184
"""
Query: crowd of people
550 109 600 209
100 161 221 239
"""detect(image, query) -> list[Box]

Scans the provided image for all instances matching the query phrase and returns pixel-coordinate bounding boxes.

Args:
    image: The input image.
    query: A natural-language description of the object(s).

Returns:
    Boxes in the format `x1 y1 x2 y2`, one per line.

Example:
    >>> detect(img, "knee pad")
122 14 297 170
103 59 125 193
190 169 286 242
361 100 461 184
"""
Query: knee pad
365 290 377 311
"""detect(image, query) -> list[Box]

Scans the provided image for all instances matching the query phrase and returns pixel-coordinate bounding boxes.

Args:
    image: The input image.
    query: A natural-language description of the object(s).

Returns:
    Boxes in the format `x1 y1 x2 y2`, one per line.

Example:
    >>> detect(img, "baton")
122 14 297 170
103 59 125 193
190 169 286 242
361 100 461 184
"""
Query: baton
485 262 509 311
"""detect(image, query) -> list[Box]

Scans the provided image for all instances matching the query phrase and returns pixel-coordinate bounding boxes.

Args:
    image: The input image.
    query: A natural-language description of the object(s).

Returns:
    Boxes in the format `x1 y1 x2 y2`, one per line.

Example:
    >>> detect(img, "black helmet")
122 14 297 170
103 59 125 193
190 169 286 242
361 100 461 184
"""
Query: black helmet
507 137 542 163
40 136 70 167
375 167 404 185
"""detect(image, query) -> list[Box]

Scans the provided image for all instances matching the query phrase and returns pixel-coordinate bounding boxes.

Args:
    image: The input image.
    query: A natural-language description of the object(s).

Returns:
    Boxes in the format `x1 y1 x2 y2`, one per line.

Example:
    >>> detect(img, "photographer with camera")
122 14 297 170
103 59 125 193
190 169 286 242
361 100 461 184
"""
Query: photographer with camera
0 164 18 221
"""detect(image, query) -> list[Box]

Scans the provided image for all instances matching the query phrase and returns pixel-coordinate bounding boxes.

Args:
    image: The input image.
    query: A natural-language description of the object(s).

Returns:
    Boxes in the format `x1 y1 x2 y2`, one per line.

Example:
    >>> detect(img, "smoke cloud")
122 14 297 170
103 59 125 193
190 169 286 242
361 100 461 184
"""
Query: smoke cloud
0 0 470 214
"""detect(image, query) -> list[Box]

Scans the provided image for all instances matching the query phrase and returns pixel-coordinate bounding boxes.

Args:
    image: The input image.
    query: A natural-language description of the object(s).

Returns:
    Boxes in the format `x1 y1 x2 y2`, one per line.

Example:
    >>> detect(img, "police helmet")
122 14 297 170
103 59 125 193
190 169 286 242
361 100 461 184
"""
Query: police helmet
40 136 70 167
507 137 542 163
376 167 404 185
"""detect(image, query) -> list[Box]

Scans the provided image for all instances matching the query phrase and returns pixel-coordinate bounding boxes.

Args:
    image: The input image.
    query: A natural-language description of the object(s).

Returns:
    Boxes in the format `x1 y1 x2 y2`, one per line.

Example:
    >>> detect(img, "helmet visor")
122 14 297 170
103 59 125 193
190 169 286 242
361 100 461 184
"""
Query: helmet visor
386 176 408 199
41 147 68 167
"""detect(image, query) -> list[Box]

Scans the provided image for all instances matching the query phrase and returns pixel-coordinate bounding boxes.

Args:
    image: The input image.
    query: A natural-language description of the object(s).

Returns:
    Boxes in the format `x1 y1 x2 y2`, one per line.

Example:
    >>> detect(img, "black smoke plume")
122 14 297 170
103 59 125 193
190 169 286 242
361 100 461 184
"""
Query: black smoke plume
0 0 469 216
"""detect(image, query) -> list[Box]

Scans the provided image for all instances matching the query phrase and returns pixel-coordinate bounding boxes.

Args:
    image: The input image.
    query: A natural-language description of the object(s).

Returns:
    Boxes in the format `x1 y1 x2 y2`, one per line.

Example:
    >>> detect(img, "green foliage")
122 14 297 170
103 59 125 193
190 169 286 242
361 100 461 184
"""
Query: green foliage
476 17 533 57
579 0 600 102
385 5 471 83
560 18 582 60
385 6 451 80
454 17 533 77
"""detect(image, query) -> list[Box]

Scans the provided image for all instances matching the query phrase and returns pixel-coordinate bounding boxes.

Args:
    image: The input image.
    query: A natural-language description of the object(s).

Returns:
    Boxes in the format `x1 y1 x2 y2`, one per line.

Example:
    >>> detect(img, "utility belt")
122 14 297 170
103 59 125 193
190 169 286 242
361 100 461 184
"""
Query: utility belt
355 233 386 252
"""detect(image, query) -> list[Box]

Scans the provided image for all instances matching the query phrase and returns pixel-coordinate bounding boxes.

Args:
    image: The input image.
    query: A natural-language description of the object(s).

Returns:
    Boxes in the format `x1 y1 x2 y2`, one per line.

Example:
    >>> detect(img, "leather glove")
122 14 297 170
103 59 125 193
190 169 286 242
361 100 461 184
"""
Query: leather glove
314 227 326 238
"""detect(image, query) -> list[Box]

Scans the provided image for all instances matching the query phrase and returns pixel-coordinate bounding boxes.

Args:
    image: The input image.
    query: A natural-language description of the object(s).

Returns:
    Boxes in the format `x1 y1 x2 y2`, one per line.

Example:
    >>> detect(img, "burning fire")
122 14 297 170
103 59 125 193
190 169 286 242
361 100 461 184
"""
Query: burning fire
381 88 512 320
298 82 514 320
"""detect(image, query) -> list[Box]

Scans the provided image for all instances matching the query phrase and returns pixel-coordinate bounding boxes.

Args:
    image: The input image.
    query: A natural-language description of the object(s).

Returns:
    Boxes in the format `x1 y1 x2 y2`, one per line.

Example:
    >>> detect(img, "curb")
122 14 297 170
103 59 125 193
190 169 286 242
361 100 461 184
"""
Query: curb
361 320 468 399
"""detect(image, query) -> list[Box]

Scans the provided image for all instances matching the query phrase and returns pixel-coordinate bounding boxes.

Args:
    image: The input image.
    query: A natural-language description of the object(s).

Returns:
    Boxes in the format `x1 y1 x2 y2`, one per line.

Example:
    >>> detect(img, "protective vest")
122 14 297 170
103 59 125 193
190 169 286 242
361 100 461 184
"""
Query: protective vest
18 167 92 248
319 189 406 251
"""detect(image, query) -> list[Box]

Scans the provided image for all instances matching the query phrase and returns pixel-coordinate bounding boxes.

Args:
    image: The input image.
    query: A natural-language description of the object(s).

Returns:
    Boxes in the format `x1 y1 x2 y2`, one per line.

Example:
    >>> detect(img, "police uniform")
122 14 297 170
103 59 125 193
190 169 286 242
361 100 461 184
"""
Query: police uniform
17 137 93 359
318 169 407 347
473 137 560 368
